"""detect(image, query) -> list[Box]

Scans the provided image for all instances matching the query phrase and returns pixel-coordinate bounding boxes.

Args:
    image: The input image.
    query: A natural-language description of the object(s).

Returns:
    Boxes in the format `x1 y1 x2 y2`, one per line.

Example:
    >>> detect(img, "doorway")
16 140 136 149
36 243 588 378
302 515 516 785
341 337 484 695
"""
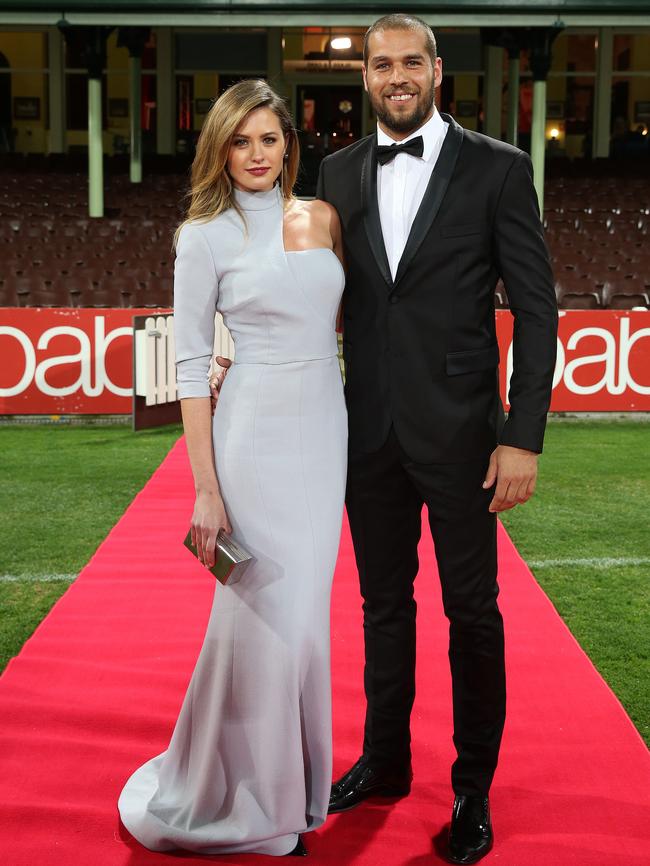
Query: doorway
295 84 362 194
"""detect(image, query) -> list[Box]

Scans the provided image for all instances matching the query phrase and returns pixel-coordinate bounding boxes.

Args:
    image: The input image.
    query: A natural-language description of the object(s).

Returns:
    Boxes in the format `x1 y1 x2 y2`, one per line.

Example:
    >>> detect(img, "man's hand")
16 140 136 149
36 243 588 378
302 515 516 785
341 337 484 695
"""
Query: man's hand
483 445 538 513
209 355 232 415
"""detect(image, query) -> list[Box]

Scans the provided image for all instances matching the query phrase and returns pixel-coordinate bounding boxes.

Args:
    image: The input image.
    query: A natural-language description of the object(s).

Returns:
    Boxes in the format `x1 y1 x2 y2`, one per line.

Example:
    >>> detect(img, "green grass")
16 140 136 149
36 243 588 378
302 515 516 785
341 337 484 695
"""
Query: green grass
0 420 647 746
1 579 75 672
0 423 182 670
500 419 649 744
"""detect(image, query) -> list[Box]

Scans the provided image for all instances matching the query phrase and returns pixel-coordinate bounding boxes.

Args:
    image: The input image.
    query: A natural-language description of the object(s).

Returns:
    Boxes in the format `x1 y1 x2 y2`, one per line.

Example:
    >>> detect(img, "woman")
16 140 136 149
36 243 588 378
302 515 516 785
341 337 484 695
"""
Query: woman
117 80 347 857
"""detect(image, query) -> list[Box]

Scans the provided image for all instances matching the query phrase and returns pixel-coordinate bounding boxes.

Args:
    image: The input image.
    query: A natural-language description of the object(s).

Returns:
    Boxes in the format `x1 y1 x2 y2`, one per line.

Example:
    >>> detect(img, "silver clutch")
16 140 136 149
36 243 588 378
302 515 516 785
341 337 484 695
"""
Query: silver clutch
183 528 253 585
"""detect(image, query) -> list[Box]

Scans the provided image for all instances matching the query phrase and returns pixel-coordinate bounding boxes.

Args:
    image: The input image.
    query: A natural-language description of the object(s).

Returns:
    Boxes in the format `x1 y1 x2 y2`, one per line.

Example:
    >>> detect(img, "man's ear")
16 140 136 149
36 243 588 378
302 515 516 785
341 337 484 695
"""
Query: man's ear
361 65 369 92
434 57 443 90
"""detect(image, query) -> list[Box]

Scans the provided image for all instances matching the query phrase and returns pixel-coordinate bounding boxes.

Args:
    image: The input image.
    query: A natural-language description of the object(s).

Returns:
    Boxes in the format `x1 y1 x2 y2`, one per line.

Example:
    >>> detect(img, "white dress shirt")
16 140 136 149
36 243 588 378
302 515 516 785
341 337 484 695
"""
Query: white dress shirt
377 109 449 280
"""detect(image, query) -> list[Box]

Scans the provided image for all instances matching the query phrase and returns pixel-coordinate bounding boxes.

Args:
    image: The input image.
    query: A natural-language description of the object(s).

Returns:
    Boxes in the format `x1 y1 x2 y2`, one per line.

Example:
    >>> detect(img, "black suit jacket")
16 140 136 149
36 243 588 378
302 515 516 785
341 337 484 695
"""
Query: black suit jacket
316 113 558 464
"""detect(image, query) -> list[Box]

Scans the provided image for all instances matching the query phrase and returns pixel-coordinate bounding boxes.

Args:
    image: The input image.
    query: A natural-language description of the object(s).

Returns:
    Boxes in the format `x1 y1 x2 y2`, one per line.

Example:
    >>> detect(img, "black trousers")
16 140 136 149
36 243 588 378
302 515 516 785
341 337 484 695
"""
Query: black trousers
345 427 506 797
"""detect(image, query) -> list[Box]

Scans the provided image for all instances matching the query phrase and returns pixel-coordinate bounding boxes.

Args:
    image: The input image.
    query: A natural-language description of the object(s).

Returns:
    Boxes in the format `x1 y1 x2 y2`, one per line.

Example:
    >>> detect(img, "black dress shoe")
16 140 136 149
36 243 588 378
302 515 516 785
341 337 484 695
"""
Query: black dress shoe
328 756 412 814
286 835 307 856
446 795 493 864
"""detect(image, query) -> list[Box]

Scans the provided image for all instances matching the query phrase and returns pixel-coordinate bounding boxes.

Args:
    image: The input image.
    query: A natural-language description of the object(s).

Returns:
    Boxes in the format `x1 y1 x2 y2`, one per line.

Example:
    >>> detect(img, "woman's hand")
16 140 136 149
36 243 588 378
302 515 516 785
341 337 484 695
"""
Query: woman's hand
190 490 233 568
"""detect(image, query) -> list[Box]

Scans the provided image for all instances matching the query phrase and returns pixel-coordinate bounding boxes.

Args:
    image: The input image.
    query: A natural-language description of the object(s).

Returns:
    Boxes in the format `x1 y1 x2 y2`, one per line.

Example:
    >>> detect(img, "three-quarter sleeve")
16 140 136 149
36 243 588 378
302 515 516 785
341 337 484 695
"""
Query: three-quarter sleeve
173 222 219 399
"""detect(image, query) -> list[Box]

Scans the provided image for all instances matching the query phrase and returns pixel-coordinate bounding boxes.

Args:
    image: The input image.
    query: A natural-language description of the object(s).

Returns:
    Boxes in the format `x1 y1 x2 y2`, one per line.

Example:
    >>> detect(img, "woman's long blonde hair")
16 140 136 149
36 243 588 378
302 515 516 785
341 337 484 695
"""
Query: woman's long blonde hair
173 79 299 248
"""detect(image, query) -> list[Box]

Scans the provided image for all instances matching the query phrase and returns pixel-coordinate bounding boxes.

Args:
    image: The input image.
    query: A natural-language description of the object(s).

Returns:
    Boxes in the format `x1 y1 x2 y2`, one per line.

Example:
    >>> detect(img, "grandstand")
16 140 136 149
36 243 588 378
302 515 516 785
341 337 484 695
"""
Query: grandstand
544 173 650 311
0 160 181 308
1 161 648 310
0 1 648 313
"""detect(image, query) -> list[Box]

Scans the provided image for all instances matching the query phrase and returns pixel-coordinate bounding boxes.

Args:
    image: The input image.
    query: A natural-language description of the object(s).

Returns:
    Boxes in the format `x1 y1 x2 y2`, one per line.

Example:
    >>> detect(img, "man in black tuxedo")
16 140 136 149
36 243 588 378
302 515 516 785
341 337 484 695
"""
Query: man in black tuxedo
316 14 558 865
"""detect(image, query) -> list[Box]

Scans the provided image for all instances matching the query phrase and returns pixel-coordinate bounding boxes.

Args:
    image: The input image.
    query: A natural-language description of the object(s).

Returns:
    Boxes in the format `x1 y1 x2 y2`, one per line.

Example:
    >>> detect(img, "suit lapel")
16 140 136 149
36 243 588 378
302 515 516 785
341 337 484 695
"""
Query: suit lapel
361 141 393 288
392 113 464 291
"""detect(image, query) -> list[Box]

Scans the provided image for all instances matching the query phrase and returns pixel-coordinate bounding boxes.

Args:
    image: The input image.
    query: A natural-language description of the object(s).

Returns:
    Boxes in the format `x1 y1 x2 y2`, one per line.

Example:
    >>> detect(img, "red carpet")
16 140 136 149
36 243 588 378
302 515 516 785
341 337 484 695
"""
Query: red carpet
1 437 648 866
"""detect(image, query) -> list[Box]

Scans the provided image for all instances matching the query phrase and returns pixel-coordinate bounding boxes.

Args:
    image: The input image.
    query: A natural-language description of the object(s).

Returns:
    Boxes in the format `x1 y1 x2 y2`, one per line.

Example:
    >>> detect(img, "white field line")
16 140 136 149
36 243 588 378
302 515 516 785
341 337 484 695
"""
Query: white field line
3 558 648 581
527 557 650 569
0 573 77 582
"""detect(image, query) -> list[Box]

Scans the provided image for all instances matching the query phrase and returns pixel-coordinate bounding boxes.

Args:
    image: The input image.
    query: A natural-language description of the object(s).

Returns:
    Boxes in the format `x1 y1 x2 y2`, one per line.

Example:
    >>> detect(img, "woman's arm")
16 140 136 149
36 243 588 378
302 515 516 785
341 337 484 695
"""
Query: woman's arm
181 397 231 566
174 222 231 567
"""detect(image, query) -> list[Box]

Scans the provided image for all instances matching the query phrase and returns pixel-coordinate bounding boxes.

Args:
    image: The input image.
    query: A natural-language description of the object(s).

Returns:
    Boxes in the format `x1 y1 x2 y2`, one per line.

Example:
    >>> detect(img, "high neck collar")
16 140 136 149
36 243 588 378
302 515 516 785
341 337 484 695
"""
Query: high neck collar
232 183 283 212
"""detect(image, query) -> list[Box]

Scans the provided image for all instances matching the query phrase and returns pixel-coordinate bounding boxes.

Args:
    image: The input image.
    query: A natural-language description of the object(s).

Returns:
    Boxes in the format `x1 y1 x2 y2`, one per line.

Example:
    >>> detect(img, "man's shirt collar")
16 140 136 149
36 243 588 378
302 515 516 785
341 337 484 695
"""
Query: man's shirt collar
376 108 445 163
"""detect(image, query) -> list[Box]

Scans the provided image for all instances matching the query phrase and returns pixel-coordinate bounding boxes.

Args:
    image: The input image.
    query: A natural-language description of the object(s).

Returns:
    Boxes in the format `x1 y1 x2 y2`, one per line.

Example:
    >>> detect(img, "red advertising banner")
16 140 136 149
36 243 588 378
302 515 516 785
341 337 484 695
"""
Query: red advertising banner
0 308 170 415
497 310 650 411
1 308 649 415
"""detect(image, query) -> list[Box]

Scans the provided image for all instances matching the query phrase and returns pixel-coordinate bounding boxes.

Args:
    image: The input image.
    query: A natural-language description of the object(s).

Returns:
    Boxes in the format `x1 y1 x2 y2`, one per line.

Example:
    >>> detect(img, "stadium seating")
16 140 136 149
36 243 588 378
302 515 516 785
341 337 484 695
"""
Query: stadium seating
1 158 648 309
543 172 648 309
0 157 182 308
602 277 650 310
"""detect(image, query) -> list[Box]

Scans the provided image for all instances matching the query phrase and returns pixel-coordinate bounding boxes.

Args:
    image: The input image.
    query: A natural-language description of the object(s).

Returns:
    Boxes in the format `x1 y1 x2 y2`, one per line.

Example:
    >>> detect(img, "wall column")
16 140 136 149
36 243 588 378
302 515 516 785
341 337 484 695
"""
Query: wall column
117 28 150 183
156 27 174 155
530 79 547 211
484 43 503 140
507 47 520 146
59 24 113 217
129 55 142 181
88 75 103 216
267 27 289 102
593 27 613 159
47 27 66 153
529 27 562 213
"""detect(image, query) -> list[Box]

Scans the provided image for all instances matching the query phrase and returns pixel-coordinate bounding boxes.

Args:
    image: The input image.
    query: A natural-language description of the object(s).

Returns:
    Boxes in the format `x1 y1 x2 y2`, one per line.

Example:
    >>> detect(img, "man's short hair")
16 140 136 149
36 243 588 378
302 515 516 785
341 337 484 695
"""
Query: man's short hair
363 13 437 67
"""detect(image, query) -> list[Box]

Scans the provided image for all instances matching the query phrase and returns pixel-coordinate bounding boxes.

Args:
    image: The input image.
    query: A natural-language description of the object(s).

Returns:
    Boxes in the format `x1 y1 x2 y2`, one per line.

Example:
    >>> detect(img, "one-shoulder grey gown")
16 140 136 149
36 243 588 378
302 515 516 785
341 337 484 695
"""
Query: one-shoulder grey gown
117 184 347 856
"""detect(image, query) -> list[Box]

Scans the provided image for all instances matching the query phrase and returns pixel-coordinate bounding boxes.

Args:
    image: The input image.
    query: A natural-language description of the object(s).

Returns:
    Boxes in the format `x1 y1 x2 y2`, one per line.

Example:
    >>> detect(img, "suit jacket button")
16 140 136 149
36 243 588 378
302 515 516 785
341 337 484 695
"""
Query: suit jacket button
390 296 399 304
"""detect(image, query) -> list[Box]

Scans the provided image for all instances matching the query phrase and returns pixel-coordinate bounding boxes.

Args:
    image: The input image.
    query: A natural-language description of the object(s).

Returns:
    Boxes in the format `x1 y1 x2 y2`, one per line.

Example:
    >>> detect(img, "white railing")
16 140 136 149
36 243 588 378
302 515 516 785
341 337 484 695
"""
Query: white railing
134 312 234 406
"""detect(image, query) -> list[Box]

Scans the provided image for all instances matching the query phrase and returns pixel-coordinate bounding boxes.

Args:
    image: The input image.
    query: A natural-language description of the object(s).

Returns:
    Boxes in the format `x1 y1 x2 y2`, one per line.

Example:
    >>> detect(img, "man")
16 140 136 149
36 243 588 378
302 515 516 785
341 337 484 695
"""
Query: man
315 13 558 865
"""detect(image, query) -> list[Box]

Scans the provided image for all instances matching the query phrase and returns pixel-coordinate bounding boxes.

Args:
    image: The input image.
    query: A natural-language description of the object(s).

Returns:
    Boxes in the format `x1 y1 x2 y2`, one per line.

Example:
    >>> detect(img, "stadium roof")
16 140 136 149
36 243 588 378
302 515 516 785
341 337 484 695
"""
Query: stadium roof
0 0 649 9
1 0 649 26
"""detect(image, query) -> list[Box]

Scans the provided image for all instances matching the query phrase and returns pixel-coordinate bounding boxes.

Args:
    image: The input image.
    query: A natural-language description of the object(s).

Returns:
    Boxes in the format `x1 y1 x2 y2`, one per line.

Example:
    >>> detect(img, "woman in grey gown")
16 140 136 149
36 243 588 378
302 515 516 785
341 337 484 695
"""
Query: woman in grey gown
117 79 347 857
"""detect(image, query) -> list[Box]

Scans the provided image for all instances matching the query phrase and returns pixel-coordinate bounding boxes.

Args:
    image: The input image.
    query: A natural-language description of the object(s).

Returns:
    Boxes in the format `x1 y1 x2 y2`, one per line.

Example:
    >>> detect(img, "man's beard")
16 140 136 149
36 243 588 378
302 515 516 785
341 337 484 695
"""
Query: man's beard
371 86 435 134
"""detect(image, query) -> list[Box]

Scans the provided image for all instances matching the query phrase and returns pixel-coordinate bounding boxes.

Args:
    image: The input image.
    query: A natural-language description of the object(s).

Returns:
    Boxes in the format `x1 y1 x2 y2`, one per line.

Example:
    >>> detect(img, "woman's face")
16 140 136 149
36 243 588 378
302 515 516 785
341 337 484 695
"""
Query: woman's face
227 107 286 193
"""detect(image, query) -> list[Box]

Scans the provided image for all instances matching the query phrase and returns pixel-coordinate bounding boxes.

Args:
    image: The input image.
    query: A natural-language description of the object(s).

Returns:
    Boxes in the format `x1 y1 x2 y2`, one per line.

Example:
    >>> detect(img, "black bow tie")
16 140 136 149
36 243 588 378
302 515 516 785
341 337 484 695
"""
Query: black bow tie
376 135 424 166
